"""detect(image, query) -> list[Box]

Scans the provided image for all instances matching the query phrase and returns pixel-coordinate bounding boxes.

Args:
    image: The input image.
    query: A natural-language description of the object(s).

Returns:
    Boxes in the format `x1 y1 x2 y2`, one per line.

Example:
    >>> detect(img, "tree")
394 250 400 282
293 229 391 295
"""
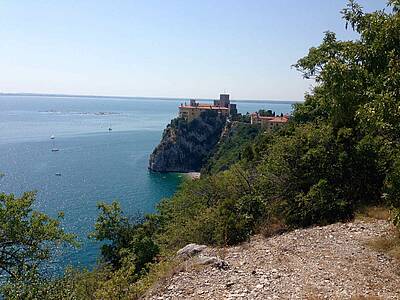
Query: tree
0 192 76 283
295 0 400 136
91 202 159 274
258 109 274 117
388 0 400 12
283 0 400 226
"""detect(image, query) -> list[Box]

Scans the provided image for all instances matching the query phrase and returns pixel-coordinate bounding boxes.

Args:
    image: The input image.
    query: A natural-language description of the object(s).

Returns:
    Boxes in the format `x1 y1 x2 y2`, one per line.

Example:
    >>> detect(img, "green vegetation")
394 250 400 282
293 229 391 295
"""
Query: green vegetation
2 1 400 298
258 109 274 117
231 112 251 123
202 122 260 174
0 192 77 299
90 202 159 273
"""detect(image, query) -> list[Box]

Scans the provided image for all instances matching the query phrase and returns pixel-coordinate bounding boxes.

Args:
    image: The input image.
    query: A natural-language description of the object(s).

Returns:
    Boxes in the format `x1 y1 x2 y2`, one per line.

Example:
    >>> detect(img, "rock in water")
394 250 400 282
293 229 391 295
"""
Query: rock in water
149 110 226 172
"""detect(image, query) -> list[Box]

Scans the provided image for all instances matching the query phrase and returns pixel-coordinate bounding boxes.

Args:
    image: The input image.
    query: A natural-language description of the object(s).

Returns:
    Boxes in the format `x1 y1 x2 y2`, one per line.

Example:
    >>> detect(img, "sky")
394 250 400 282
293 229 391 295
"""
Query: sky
0 0 388 101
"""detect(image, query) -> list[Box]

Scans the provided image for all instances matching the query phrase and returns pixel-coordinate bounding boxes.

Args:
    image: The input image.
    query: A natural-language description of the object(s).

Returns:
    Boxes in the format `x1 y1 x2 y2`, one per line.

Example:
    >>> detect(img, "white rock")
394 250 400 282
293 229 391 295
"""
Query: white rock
177 243 207 257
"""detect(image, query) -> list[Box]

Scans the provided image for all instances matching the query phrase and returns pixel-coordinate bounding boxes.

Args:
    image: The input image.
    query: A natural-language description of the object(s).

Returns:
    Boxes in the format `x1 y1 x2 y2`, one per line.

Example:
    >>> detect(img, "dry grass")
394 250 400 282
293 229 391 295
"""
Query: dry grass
356 206 391 221
134 257 184 299
367 233 400 261
360 205 400 262
260 217 288 238
215 245 229 260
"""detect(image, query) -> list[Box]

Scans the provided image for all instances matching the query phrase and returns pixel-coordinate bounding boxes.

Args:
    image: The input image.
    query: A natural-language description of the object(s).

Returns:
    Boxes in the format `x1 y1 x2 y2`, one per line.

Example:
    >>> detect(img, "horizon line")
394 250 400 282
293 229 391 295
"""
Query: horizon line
0 92 304 103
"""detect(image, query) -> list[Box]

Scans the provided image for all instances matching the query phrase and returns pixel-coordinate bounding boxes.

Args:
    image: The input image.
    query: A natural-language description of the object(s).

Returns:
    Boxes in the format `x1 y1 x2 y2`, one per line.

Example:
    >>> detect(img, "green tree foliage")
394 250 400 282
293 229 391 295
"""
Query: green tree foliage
203 122 261 174
1 268 80 300
156 166 263 247
295 1 400 135
290 0 399 214
0 192 77 299
0 192 76 280
262 1 400 228
256 124 351 226
258 109 275 117
91 202 159 274
215 195 265 245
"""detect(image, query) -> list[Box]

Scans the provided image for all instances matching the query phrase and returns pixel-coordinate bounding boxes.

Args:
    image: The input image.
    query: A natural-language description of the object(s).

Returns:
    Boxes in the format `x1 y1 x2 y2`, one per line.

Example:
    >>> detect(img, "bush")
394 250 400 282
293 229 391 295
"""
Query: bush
385 155 400 208
285 179 351 227
214 195 265 245
91 202 159 273
202 122 260 174
254 123 391 227
154 166 263 248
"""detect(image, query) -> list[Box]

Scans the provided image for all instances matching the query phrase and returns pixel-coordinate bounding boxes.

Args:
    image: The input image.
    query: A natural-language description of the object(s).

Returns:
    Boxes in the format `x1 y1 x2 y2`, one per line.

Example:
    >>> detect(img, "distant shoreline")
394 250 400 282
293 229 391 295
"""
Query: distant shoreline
0 92 303 104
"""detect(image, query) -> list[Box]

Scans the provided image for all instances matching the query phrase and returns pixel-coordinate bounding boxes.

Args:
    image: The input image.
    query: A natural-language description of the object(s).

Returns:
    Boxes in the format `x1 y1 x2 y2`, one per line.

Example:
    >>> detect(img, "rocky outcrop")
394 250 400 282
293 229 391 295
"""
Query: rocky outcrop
149 111 227 172
146 219 400 299
177 244 207 258
176 243 229 270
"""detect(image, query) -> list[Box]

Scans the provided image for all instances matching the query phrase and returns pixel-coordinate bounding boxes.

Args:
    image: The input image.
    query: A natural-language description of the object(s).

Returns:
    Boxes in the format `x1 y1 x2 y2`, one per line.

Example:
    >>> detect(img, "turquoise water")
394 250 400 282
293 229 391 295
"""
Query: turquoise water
0 95 293 272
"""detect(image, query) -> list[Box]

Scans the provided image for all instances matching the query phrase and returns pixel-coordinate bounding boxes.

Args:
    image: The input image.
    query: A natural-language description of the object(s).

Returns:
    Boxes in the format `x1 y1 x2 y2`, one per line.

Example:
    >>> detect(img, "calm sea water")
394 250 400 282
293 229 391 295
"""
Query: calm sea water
0 95 294 272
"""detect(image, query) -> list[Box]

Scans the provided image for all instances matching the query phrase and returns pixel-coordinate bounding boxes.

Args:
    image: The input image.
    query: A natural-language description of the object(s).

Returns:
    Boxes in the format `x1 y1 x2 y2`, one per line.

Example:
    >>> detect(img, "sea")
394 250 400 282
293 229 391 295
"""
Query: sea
0 94 295 273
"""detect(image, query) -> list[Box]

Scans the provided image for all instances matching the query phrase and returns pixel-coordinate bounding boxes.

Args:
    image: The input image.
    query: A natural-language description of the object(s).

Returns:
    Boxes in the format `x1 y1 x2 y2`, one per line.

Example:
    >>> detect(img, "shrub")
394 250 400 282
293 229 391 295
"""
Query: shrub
285 179 351 227
214 195 265 245
91 202 159 273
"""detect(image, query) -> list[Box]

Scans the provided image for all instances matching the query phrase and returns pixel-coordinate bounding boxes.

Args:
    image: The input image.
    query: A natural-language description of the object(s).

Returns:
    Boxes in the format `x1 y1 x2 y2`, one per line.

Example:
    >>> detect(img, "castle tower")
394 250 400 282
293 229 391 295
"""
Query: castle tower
219 94 230 108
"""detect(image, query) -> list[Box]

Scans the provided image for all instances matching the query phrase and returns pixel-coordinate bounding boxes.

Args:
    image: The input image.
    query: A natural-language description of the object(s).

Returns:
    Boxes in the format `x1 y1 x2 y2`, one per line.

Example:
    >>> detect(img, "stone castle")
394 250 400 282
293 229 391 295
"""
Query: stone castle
179 94 237 122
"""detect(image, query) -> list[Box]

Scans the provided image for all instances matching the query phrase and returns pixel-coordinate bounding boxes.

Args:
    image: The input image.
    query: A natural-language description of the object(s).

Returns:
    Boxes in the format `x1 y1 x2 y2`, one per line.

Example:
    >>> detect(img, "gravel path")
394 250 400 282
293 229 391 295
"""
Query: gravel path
146 219 400 299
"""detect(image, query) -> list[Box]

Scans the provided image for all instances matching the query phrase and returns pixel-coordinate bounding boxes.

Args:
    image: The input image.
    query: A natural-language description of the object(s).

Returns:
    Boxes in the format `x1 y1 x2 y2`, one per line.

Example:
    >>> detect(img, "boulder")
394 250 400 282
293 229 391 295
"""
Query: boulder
195 255 229 270
177 243 207 257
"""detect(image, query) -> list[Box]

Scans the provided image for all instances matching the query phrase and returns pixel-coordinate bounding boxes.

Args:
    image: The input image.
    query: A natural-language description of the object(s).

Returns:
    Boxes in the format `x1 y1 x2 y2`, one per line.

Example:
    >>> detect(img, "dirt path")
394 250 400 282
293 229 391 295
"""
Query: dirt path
146 219 400 299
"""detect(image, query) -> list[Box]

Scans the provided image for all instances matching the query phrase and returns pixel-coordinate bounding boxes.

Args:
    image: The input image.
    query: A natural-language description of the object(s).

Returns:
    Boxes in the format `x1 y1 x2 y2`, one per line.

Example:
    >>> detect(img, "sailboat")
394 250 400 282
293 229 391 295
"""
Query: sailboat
108 122 112 131
51 136 59 152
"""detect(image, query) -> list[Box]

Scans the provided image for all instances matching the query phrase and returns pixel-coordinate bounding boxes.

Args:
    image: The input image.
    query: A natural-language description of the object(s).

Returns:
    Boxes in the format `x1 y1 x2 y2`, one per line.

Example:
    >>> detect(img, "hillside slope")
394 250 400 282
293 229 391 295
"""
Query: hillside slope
146 219 400 299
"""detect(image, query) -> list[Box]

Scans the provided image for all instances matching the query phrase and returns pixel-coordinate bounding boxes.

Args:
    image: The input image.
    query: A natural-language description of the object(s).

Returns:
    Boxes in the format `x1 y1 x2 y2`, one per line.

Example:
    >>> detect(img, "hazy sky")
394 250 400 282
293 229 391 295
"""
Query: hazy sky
0 1 387 100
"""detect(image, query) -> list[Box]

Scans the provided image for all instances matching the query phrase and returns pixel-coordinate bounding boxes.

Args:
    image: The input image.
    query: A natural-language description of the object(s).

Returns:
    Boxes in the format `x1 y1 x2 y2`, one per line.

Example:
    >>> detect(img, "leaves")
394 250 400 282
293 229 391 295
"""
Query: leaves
91 201 159 273
0 192 77 300
0 192 76 280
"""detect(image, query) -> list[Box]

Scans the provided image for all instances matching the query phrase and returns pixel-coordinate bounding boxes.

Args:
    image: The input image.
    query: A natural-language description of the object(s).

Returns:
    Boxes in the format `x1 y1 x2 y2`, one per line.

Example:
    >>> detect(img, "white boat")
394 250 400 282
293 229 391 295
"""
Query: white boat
51 136 59 152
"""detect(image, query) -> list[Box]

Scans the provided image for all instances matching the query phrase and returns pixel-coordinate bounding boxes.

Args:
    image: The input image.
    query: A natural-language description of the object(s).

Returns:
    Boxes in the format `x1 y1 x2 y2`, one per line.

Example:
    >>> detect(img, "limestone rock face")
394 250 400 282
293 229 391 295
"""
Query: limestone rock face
149 111 226 172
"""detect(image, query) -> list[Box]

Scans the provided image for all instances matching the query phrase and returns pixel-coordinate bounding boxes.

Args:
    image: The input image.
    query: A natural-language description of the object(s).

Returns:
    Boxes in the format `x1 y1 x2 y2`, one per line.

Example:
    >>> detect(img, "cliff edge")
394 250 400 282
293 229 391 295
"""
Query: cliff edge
149 110 227 172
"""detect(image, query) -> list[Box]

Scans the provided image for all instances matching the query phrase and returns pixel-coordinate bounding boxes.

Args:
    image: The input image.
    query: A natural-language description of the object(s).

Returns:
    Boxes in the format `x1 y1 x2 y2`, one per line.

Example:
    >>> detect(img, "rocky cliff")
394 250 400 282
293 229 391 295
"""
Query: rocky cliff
149 110 227 172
